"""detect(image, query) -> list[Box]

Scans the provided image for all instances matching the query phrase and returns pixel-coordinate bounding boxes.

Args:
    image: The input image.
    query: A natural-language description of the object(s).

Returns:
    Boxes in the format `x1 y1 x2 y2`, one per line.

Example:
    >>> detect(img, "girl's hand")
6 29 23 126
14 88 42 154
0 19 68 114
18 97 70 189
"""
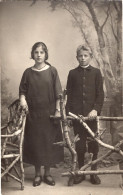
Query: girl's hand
53 109 61 125
88 110 97 120
20 95 28 111
54 109 61 118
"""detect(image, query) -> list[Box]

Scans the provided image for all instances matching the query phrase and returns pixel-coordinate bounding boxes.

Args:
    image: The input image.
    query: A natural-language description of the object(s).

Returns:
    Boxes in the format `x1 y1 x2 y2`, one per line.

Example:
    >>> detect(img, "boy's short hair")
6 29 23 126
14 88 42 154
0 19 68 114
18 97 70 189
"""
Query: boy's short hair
76 44 93 57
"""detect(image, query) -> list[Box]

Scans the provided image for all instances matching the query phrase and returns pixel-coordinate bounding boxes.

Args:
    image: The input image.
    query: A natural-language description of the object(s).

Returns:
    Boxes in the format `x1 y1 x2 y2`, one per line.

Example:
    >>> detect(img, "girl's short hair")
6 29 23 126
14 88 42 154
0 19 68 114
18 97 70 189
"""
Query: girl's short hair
76 44 93 57
31 42 48 60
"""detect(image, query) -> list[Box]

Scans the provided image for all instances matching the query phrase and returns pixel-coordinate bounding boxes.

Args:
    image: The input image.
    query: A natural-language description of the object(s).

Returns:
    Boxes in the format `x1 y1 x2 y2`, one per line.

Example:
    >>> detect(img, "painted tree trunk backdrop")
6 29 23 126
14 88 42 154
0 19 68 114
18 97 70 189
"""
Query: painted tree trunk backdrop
49 0 122 104
48 0 123 145
1 0 122 131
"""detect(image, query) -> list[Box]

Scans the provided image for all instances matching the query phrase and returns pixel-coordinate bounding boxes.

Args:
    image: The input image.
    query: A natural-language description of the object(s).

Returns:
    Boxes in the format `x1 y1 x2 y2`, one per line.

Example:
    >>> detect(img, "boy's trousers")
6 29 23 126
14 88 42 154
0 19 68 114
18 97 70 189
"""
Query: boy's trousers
73 120 99 169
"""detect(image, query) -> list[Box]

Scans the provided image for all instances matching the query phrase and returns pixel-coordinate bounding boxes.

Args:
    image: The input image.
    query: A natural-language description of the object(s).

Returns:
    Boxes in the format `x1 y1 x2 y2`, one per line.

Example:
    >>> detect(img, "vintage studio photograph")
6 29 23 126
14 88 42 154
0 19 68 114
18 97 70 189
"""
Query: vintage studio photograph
1 0 123 195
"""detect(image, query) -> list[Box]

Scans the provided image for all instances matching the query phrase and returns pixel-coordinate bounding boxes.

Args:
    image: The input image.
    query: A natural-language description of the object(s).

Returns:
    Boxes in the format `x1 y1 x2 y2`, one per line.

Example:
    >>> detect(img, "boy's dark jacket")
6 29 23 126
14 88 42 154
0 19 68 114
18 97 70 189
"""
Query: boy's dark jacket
66 65 104 116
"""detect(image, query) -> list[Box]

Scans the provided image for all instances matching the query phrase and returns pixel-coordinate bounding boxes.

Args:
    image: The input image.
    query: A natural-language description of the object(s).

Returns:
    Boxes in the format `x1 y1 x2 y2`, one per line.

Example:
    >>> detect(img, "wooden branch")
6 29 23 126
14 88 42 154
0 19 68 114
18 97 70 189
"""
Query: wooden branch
62 170 123 177
1 125 8 130
80 140 123 170
95 116 123 121
19 114 26 154
58 94 78 186
1 100 26 190
59 94 77 173
96 116 100 135
50 115 123 121
53 141 67 147
8 99 19 109
13 165 21 178
1 129 22 138
6 142 19 148
2 154 20 159
1 155 20 177
20 154 24 190
54 135 79 148
1 167 22 183
80 150 112 171
1 137 8 158
62 140 123 177
68 112 123 155
51 95 123 181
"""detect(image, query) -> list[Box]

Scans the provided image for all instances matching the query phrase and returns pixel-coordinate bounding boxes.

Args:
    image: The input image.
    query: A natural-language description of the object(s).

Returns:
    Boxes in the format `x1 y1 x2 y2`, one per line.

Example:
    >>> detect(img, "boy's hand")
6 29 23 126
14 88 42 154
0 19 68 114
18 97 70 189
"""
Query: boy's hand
88 110 97 120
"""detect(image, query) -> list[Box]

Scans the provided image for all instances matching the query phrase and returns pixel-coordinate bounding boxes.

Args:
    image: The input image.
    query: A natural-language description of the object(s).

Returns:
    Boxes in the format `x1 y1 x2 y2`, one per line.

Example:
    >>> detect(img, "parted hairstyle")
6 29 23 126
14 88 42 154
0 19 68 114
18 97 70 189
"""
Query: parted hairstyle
31 42 48 60
76 44 93 57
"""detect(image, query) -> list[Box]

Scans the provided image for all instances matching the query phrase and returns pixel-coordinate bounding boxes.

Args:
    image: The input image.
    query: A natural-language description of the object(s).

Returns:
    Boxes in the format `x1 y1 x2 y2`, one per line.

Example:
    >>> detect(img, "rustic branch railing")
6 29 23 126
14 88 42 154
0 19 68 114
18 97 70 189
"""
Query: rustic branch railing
62 112 123 179
51 94 123 186
59 94 77 186
1 100 27 190
51 116 123 121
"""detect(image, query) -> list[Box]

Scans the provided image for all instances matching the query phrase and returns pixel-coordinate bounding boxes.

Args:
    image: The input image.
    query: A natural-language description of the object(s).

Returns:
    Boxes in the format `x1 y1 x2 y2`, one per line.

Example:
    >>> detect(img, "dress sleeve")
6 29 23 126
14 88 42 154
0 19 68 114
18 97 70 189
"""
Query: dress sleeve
51 67 62 99
19 69 28 97
66 71 72 113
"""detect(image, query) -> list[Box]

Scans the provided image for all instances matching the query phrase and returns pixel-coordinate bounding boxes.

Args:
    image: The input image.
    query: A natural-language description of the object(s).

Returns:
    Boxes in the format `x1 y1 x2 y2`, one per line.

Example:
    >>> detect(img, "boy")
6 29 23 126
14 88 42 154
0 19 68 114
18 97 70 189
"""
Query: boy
66 45 104 185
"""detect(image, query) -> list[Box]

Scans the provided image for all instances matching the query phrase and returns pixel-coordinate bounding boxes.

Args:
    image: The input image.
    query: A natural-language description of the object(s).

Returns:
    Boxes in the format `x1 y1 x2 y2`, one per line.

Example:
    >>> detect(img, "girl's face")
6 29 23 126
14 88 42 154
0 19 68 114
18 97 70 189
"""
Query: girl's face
77 49 92 67
33 46 46 64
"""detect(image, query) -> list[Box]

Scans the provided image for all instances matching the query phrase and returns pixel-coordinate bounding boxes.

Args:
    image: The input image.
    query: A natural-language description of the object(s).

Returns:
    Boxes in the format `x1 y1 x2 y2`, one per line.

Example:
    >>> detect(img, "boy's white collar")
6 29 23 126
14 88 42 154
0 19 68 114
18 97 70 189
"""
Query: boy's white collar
80 64 90 68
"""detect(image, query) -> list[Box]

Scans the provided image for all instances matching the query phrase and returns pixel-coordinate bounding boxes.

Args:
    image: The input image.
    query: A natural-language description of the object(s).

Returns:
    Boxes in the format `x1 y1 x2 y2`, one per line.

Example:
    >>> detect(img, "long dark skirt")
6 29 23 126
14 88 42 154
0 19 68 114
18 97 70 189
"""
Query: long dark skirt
23 113 64 167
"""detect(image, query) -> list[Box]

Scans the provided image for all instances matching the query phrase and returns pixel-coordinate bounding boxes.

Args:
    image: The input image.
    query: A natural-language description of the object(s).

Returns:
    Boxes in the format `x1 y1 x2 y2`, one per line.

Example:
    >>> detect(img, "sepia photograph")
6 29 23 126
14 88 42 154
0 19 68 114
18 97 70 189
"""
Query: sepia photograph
1 0 123 195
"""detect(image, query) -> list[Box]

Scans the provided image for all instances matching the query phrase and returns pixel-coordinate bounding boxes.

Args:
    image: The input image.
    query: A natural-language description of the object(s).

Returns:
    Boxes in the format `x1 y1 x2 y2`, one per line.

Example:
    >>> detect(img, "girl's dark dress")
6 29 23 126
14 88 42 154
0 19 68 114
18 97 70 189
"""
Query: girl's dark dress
19 66 64 167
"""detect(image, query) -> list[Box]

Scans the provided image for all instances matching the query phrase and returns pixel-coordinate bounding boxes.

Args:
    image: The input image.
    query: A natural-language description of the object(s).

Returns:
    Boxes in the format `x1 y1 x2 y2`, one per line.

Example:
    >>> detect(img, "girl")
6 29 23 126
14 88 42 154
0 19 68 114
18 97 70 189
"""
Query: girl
19 42 64 187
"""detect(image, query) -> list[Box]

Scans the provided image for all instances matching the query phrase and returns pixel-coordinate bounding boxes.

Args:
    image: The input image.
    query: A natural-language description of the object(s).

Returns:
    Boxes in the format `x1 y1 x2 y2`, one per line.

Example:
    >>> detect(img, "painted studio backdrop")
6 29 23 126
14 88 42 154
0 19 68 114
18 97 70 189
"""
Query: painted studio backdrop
1 0 122 126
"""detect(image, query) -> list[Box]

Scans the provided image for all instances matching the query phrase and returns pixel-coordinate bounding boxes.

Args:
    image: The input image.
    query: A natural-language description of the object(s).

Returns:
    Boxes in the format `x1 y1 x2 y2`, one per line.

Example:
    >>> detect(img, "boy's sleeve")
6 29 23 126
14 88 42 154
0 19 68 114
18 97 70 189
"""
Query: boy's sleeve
93 69 104 115
19 70 28 97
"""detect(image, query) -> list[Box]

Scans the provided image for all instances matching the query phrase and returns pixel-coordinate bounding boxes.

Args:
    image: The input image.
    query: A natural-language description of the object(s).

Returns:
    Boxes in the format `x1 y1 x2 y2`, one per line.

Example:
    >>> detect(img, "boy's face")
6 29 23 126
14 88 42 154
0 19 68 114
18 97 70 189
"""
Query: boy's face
77 49 92 67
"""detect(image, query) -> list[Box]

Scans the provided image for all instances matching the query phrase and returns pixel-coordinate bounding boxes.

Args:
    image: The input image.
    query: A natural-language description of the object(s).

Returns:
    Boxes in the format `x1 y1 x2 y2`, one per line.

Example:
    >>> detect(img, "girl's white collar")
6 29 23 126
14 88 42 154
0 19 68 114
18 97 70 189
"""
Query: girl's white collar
31 64 50 71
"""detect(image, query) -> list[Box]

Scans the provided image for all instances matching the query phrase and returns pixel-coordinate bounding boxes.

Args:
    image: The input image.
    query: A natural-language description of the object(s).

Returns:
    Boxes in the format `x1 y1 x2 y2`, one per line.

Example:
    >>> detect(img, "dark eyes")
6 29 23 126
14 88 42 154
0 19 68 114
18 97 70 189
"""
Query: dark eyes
79 55 88 57
34 51 44 54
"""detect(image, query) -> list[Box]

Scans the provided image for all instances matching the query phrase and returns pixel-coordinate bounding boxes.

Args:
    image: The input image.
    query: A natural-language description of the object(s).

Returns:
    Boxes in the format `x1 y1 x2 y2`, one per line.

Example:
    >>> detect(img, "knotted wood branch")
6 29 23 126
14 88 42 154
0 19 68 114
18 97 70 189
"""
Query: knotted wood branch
59 94 77 172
